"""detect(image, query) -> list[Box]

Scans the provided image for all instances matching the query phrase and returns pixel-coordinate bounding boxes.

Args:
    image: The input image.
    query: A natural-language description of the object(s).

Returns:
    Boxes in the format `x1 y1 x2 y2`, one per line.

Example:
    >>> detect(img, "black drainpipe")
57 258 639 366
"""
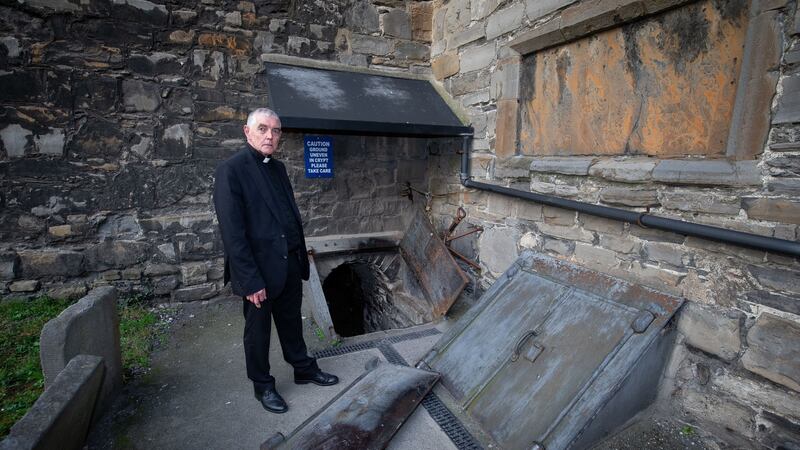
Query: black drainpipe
458 134 800 258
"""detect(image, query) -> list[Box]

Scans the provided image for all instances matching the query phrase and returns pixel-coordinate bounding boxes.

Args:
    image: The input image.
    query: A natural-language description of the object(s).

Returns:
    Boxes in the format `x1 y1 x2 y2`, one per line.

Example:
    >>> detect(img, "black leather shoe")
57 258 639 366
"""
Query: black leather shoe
294 371 339 386
254 387 288 414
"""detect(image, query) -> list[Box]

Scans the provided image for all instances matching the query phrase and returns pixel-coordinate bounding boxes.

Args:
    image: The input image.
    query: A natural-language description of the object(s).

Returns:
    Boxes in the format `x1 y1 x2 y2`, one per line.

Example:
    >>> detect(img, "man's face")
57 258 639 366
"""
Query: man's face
244 114 282 157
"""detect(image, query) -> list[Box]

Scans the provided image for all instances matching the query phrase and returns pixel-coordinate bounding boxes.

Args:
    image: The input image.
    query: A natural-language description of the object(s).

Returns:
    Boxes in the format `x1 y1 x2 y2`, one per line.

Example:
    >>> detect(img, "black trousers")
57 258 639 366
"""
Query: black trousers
242 250 318 391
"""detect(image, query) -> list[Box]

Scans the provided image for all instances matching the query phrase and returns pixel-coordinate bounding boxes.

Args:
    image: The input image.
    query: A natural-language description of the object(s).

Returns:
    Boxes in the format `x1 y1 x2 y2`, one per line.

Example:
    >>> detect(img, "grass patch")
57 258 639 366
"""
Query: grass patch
118 295 162 381
0 293 165 438
0 296 74 438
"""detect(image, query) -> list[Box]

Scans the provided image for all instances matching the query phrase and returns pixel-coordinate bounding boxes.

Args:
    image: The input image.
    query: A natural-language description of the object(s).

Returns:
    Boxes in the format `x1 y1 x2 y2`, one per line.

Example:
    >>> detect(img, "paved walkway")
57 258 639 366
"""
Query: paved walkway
86 296 718 450
88 299 463 449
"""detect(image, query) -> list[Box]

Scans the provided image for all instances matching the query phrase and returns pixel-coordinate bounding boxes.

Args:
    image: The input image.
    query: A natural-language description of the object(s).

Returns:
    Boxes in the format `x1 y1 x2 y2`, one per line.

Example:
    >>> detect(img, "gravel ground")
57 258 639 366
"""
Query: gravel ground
593 408 721 450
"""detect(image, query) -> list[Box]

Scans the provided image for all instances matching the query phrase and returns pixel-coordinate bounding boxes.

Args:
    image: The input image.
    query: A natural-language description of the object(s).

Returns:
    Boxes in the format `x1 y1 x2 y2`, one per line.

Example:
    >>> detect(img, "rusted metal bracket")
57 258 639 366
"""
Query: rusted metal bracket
442 207 482 272
444 207 467 241
446 226 483 243
447 247 482 271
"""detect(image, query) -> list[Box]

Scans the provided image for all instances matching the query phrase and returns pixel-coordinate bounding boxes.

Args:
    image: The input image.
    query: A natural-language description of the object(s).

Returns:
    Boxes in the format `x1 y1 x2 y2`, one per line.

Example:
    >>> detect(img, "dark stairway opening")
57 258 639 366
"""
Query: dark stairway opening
322 260 401 337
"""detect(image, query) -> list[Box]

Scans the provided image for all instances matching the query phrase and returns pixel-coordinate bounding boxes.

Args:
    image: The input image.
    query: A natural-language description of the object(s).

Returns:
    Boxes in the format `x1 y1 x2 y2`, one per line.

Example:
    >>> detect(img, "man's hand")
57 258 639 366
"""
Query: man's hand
246 288 267 308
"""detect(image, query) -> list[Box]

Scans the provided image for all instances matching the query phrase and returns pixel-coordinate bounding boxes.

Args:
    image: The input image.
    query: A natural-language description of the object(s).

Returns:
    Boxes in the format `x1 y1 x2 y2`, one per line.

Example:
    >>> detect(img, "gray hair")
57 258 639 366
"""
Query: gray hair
246 108 281 127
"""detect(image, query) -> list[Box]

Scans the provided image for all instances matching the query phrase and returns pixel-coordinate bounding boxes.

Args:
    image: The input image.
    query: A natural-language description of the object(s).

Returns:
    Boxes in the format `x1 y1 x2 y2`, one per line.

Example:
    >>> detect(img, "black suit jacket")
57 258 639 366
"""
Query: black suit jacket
213 147 310 298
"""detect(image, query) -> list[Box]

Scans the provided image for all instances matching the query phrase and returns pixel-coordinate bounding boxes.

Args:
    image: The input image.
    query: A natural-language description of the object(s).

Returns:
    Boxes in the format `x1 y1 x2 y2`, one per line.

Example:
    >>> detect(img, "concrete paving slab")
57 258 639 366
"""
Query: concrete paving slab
90 300 460 450
393 332 442 366
389 406 458 450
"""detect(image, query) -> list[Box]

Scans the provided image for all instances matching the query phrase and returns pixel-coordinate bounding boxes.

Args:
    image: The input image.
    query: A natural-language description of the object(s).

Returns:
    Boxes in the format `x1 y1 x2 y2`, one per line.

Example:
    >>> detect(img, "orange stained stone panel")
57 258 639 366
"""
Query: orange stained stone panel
520 32 638 156
630 2 747 157
495 99 519 159
518 0 749 158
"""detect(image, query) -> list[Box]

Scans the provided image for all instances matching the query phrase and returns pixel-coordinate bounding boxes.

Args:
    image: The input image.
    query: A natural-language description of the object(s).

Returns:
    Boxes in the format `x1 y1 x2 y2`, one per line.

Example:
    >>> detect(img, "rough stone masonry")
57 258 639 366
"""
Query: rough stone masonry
1 0 799 446
0 0 436 303
427 0 800 446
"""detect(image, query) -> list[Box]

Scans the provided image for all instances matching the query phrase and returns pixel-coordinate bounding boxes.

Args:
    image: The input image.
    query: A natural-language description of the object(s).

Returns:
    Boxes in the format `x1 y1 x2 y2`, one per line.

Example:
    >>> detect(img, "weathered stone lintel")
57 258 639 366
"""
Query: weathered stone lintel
508 0 692 55
512 157 760 187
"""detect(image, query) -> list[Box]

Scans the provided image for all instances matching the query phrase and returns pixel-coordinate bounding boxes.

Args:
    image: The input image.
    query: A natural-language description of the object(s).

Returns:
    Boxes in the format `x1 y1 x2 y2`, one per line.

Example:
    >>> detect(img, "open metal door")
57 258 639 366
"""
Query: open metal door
400 206 469 318
262 361 439 450
421 251 683 449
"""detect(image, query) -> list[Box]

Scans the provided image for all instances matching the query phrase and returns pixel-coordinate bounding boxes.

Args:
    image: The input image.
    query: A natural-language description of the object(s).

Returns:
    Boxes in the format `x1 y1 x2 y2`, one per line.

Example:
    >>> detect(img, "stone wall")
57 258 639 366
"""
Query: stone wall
0 0 435 302
428 0 800 444
2 0 799 443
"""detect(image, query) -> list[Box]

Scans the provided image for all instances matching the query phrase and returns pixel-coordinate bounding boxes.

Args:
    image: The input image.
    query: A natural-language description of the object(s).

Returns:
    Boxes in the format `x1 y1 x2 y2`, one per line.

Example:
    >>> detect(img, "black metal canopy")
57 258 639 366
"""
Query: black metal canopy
264 63 472 137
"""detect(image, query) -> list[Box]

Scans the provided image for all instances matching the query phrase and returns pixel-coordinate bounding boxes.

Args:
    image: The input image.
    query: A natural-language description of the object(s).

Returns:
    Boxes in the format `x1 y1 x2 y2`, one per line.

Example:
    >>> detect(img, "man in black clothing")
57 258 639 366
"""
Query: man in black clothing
213 108 338 414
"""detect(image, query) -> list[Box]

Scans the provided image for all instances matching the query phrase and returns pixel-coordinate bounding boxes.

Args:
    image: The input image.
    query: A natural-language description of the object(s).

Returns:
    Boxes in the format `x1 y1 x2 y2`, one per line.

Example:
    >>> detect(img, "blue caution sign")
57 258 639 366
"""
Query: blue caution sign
304 135 333 178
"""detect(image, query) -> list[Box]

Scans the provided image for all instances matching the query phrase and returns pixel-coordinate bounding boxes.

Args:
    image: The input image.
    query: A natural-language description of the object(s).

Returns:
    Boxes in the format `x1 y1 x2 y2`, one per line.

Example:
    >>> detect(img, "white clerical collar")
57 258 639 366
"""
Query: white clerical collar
262 157 270 164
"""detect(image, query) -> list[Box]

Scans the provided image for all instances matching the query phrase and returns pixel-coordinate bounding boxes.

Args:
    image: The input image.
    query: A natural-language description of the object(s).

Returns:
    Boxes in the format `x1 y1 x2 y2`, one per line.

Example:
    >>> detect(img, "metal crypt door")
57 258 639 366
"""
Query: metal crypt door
422 251 683 449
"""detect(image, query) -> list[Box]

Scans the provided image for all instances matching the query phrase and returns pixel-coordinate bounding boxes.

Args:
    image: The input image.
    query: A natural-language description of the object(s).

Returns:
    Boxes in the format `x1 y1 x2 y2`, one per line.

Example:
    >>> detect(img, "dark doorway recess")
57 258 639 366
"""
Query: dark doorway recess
323 261 396 337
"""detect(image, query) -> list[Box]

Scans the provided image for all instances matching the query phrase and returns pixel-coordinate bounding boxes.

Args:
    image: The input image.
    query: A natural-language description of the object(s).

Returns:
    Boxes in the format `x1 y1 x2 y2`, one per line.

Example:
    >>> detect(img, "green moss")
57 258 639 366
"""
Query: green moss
314 325 326 342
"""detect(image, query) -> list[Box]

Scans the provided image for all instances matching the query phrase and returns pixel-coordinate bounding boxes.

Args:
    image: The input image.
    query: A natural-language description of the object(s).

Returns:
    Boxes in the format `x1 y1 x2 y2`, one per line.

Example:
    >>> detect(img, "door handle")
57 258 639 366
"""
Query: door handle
511 330 539 362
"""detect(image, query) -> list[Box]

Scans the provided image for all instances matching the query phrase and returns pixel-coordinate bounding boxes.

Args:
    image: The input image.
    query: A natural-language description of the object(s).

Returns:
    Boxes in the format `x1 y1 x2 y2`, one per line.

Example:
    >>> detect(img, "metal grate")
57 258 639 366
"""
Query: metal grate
383 327 441 344
378 341 483 450
312 328 441 359
421 394 483 450
376 342 409 365
311 327 483 450
312 341 376 359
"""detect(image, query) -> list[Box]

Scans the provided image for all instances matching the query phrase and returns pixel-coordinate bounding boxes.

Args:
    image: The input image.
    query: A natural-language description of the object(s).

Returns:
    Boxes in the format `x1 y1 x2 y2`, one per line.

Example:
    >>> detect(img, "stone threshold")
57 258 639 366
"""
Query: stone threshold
490 155 762 186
